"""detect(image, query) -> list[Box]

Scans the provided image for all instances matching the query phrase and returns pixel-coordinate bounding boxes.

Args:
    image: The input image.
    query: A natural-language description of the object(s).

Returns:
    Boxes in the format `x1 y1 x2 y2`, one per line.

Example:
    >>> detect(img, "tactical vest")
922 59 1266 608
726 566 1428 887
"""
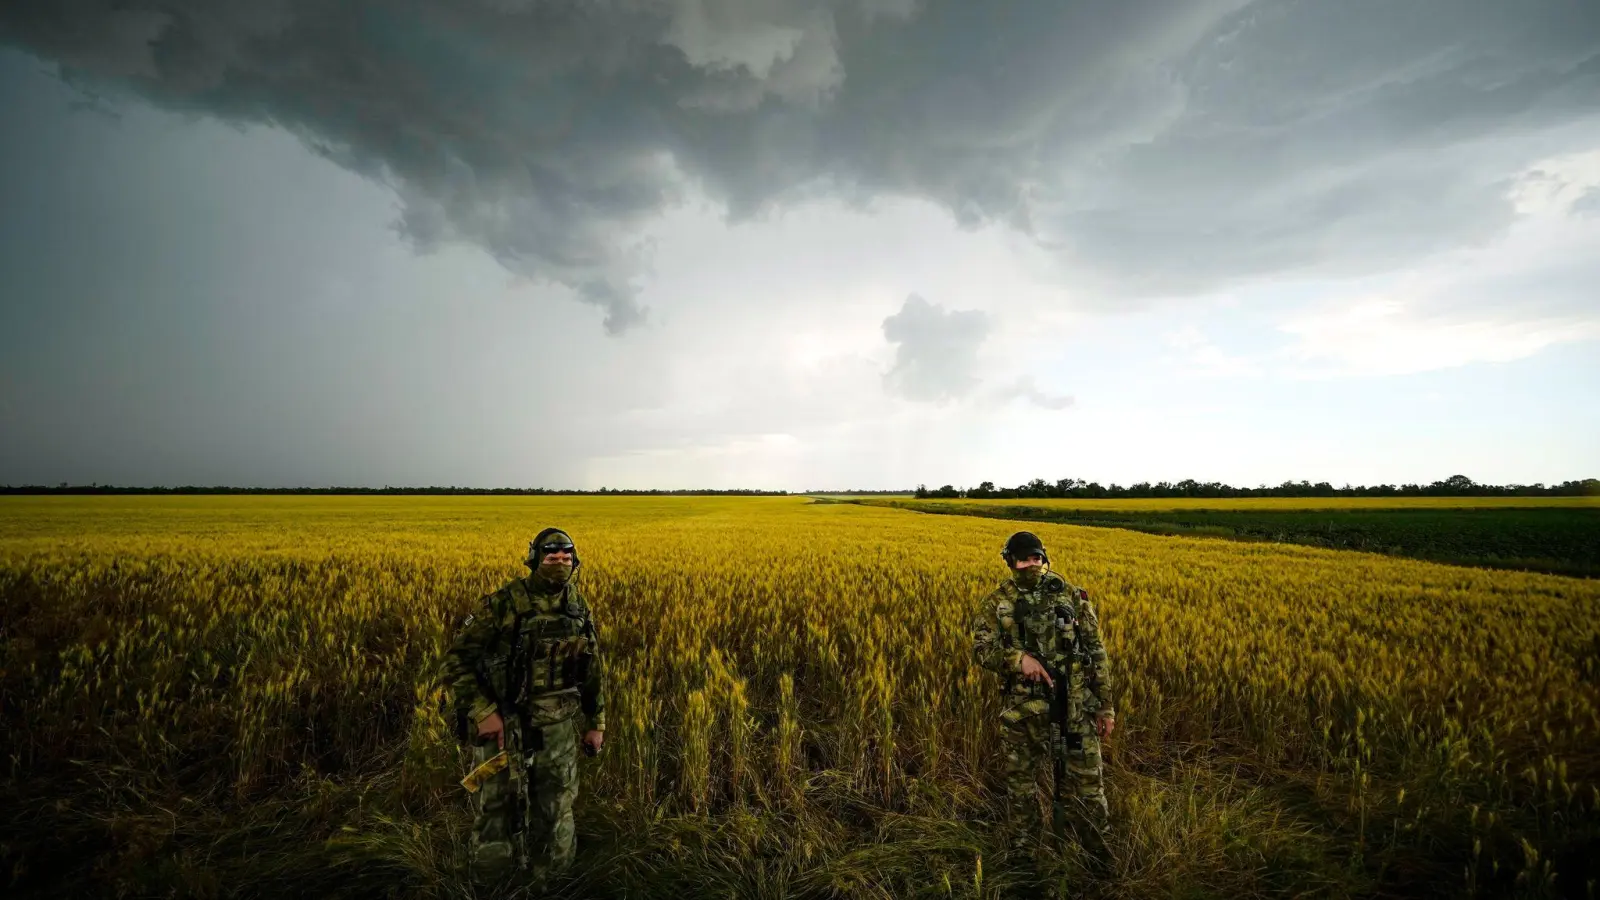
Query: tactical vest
995 574 1088 720
481 578 595 712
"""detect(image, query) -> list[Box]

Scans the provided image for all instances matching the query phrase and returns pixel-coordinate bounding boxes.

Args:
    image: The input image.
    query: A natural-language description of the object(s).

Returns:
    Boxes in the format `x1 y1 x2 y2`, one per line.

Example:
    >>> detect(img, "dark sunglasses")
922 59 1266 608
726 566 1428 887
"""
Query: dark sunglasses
539 543 575 555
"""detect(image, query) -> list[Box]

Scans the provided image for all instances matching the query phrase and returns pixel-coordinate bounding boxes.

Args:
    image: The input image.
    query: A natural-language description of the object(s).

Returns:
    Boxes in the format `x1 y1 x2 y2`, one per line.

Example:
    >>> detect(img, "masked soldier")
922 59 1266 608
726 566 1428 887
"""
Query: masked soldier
444 528 606 884
972 531 1114 864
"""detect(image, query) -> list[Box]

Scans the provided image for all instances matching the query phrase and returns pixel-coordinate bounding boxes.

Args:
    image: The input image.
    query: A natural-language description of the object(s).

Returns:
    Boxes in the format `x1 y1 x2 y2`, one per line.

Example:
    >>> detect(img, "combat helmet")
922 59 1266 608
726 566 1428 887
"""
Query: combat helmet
526 527 581 571
1001 530 1049 567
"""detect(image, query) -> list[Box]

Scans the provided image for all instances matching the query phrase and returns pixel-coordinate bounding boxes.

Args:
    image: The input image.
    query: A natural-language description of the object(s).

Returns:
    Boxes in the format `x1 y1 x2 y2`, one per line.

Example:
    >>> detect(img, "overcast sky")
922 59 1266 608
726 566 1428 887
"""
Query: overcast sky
1 0 1597 491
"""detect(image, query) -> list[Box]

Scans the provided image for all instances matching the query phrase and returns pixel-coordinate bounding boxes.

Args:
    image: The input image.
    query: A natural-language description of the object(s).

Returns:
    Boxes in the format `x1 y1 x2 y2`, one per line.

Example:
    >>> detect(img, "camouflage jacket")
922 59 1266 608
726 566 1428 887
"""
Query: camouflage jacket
971 570 1114 721
445 574 606 732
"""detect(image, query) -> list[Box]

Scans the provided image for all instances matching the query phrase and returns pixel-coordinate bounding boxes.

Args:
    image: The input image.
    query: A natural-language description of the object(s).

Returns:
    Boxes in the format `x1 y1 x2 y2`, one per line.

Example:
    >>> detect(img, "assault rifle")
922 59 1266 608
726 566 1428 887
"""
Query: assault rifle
1040 659 1080 754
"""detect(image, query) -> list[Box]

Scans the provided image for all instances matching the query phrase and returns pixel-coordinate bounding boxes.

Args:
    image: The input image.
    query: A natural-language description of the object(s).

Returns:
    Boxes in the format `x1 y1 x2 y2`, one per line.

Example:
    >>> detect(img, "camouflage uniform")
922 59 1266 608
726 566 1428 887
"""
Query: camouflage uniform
972 567 1114 858
444 534 605 884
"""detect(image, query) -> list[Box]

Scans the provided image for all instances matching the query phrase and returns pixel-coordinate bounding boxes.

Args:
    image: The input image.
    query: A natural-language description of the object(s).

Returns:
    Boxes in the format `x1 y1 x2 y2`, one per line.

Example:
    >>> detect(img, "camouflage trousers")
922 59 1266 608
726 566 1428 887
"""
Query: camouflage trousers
469 713 581 884
1000 700 1108 858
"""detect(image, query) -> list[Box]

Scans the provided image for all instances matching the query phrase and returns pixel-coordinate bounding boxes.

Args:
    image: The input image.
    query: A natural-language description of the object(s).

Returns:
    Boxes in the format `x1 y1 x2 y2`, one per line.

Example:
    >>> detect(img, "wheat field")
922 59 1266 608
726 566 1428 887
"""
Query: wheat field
3 495 1597 899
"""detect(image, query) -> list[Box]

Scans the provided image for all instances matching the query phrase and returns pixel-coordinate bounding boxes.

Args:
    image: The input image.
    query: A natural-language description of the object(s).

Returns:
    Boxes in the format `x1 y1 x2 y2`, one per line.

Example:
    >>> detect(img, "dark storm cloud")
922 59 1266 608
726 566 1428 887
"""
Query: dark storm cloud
881 294 989 402
2 0 1597 327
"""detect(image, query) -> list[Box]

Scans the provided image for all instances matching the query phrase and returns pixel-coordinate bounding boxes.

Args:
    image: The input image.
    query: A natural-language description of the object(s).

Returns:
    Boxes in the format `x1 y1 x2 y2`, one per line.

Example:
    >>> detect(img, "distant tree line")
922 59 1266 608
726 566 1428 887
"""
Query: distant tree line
4 475 1595 498
0 484 789 496
801 489 910 495
914 474 1600 500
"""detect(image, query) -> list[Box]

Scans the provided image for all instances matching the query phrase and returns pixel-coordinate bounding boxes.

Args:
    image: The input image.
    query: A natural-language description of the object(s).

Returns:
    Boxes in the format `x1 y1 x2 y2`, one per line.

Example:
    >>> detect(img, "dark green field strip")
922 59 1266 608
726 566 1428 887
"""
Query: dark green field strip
860 501 1600 578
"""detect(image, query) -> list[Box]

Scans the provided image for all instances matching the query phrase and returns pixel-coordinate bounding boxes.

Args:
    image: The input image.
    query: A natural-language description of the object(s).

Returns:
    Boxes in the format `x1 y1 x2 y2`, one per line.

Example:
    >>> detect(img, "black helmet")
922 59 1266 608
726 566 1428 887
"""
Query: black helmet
1001 531 1048 566
526 527 580 570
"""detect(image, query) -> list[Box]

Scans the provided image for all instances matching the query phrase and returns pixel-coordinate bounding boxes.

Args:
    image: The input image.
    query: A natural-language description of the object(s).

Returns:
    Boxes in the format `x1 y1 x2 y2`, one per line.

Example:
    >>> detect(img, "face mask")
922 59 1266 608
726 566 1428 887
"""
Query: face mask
1013 564 1043 588
537 561 574 585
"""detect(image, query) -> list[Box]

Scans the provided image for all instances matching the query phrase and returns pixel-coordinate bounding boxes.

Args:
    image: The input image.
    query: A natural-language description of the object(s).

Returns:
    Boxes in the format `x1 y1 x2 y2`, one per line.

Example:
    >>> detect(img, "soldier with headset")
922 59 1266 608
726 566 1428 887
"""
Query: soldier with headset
443 528 606 885
971 530 1115 865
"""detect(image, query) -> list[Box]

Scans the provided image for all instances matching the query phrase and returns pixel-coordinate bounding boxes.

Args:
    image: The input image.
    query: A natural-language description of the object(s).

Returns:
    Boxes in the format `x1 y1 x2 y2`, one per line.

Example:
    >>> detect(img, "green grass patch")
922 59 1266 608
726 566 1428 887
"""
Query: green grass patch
860 501 1600 578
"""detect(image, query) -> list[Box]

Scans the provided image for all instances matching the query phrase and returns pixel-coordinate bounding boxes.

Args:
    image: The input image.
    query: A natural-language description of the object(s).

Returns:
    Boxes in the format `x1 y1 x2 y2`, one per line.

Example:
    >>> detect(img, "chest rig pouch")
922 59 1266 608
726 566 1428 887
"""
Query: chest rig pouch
1044 578 1076 651
490 584 593 712
522 588 594 703
1001 578 1079 706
